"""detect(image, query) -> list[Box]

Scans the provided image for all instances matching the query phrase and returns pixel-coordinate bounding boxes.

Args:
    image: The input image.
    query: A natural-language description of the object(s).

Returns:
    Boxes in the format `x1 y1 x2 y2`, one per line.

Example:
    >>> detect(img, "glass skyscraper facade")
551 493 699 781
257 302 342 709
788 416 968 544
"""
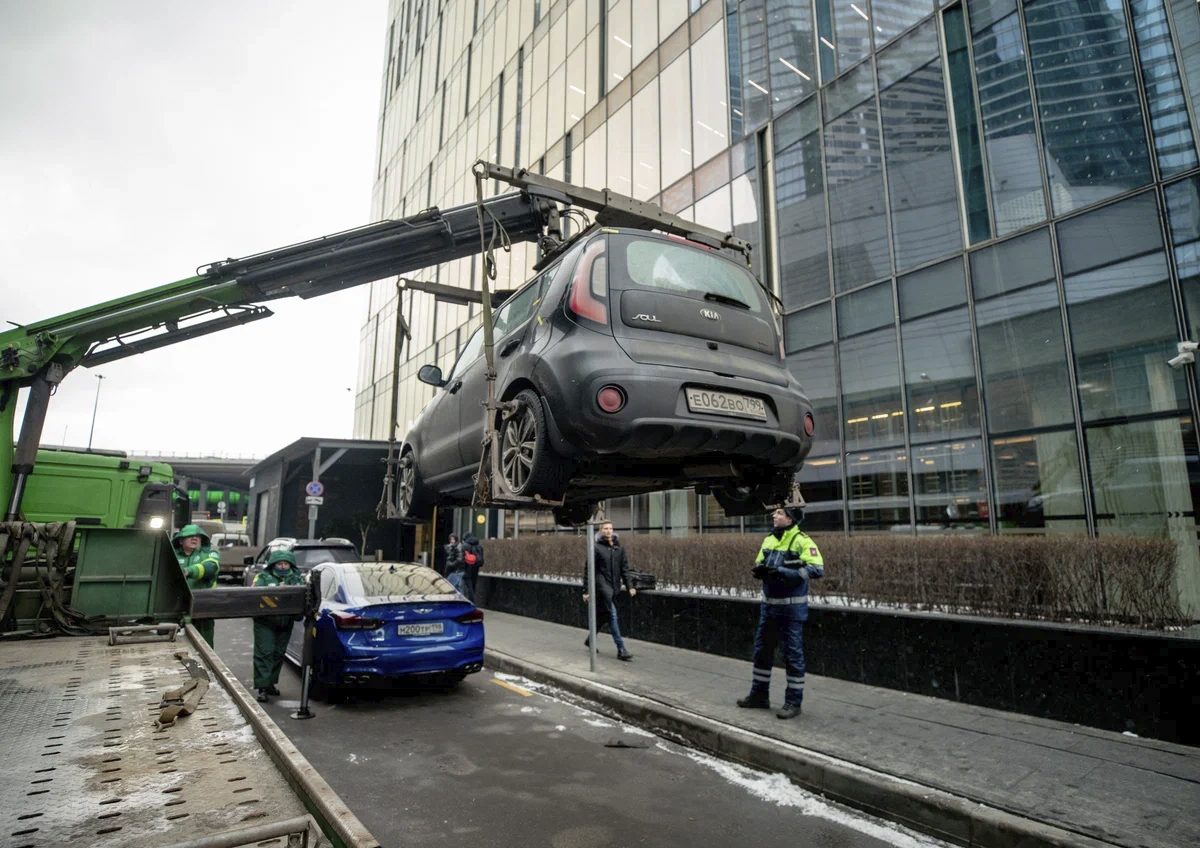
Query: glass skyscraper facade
355 0 1200 608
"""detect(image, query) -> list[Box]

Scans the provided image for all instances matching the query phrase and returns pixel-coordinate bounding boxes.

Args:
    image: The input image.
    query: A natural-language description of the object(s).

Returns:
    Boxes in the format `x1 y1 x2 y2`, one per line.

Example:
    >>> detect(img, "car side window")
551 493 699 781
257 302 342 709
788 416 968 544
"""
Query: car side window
448 326 484 380
319 568 338 600
492 278 543 338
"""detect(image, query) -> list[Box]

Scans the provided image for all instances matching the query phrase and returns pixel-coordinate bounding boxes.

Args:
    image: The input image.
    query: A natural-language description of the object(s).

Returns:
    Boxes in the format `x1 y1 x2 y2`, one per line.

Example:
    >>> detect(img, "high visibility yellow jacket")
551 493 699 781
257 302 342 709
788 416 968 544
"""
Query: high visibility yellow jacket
755 525 824 608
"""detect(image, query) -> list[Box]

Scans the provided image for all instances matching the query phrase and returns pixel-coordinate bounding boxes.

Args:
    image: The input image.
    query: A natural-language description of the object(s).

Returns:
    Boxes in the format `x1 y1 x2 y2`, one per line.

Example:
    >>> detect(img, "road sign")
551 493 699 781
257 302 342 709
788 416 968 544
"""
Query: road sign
308 505 318 520
217 501 227 516
305 481 324 497
305 496 324 506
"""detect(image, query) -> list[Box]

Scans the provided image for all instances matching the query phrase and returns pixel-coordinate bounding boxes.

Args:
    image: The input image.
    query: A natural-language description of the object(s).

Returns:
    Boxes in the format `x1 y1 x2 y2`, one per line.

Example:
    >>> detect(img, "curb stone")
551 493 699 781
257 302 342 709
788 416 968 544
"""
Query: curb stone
485 647 1117 848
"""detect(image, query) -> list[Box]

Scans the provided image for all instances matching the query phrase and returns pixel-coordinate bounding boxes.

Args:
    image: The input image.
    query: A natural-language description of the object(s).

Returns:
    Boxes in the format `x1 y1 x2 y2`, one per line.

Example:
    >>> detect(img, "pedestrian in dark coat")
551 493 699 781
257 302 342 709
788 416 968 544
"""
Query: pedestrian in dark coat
460 533 484 602
444 534 464 592
582 520 635 661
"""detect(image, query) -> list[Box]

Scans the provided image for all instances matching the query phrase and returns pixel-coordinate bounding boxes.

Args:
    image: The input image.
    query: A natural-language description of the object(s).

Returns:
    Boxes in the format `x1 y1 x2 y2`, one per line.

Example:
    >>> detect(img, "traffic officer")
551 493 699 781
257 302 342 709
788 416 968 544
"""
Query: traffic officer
737 506 823 719
172 524 221 647
252 550 305 703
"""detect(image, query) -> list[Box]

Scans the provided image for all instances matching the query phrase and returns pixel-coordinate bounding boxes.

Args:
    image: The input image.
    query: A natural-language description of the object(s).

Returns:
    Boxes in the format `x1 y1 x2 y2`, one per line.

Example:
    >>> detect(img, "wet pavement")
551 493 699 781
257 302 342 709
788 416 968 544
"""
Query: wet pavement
215 617 949 847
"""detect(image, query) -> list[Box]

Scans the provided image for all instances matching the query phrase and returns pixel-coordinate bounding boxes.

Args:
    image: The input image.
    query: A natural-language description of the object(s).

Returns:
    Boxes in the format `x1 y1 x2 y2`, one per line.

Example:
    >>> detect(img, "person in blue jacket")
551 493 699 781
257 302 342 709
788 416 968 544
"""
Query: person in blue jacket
737 506 824 719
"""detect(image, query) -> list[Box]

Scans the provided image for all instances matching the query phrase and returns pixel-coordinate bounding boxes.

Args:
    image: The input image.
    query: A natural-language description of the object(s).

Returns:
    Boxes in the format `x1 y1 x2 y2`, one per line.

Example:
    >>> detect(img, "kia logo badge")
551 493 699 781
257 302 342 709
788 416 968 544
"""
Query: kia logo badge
701 308 721 321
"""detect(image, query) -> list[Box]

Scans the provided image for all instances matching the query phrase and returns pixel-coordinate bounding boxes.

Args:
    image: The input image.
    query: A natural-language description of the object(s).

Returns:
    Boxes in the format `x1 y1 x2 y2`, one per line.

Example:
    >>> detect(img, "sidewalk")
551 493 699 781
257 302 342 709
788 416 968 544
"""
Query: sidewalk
483 610 1200 848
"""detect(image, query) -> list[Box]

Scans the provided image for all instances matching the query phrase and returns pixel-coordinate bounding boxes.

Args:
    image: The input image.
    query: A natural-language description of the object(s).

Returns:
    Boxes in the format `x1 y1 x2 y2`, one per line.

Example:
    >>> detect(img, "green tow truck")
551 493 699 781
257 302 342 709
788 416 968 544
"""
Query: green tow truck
0 162 746 847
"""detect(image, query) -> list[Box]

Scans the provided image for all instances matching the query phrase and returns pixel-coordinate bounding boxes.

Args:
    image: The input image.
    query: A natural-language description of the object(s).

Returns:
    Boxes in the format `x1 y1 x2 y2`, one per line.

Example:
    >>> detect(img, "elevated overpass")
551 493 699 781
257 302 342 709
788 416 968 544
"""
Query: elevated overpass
131 452 259 520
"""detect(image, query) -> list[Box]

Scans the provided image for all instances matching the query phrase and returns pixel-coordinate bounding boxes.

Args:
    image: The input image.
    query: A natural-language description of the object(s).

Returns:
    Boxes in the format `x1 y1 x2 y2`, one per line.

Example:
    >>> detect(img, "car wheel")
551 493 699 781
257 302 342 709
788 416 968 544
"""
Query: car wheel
499 390 569 499
396 447 435 521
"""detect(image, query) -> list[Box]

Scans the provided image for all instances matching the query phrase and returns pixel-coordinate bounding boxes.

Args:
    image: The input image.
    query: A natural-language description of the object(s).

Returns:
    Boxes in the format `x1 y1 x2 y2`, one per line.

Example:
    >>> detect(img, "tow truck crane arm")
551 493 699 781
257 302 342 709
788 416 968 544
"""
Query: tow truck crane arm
0 163 750 521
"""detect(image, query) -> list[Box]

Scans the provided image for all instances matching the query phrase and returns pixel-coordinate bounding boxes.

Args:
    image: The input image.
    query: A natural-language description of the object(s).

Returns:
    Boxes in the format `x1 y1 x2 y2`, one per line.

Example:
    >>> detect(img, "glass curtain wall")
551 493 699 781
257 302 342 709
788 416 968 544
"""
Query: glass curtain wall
360 0 1200 616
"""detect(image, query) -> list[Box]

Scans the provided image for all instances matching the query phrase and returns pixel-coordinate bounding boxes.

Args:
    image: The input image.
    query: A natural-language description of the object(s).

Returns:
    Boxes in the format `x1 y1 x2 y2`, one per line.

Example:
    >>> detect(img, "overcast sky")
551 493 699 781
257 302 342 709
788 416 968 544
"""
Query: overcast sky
0 1 387 458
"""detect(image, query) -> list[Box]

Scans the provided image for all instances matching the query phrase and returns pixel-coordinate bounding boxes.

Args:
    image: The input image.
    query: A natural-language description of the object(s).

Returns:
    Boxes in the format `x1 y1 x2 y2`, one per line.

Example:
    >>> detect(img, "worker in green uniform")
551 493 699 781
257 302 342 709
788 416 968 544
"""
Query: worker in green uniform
252 550 305 703
173 524 220 647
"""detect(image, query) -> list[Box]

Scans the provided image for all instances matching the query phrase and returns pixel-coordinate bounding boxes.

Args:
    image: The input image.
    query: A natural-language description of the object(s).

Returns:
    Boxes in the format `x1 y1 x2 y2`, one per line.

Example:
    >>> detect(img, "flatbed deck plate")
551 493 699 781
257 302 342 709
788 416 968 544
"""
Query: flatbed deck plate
0 634 309 847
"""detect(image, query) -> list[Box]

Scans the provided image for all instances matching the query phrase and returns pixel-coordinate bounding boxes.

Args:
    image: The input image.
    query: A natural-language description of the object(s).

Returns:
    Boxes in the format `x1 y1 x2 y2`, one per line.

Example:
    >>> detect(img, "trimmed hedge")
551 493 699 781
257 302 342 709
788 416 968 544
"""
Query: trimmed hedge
480 533 1187 628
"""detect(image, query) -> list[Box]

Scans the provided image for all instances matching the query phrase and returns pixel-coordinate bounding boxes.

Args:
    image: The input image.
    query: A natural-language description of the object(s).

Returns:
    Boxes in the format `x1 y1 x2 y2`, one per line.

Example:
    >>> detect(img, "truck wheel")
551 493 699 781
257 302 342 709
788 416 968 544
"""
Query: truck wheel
499 390 568 499
396 447 434 521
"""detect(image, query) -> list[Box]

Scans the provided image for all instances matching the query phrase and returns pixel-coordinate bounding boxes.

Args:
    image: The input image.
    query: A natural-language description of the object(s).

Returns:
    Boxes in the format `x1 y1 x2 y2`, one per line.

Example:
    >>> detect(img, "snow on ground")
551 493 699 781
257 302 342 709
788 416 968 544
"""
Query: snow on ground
672 745 950 848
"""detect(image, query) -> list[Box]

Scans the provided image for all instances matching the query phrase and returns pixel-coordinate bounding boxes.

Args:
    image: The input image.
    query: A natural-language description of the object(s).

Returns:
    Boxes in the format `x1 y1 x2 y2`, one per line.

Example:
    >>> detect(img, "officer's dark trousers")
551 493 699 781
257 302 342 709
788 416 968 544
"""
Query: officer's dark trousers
749 603 806 705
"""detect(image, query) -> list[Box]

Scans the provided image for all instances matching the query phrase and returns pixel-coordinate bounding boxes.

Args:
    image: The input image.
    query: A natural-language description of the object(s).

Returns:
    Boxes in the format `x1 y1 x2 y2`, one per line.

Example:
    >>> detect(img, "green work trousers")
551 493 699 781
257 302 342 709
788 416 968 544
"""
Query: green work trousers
253 620 293 690
194 619 215 648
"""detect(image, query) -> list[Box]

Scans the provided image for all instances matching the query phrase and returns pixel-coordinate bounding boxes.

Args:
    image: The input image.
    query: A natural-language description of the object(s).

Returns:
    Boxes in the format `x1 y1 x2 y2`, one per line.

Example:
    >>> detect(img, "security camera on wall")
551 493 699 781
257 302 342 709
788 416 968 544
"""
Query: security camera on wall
1168 341 1199 370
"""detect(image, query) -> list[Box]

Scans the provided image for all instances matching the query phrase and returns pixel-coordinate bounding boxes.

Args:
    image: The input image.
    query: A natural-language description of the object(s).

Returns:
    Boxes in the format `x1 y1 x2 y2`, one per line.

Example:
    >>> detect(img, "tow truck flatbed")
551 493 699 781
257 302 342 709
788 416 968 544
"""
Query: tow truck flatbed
0 627 377 848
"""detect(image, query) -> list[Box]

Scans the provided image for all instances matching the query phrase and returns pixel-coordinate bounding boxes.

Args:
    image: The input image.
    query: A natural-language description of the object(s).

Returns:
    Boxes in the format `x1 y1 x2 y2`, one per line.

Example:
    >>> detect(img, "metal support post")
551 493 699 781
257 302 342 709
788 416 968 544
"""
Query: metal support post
6 369 60 521
587 519 597 672
307 447 321 539
291 581 317 720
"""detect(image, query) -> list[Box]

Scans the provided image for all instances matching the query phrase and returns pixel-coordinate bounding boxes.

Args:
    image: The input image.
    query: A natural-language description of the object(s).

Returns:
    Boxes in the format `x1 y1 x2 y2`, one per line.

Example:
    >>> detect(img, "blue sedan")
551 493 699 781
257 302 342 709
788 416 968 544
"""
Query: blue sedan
286 561 484 697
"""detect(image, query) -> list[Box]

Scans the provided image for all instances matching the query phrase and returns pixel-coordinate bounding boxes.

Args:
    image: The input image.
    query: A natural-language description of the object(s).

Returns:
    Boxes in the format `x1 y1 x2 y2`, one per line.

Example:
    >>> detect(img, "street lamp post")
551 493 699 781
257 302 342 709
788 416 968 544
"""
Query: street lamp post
87 374 105 451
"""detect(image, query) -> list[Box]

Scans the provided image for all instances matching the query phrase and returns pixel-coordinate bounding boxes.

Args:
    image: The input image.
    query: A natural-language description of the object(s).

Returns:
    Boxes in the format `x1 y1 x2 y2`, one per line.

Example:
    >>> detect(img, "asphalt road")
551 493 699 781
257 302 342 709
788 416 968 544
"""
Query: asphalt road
214 618 946 848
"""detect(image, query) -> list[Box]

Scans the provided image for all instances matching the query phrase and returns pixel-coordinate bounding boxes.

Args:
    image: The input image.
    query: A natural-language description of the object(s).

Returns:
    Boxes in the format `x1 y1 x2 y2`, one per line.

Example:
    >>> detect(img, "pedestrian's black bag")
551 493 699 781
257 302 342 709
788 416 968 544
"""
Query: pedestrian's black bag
628 570 656 591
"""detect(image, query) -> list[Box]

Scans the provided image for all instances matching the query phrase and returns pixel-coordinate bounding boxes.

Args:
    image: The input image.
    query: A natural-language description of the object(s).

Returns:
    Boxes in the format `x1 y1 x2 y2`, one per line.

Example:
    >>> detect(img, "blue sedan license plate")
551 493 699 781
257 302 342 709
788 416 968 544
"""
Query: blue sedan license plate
685 388 767 421
398 622 444 636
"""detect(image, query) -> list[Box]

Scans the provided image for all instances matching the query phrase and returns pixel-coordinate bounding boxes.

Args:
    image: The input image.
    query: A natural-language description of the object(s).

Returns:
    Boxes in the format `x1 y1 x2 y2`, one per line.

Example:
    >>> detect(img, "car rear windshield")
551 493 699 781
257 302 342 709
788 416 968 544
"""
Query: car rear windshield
623 236 763 312
338 564 458 604
293 546 360 569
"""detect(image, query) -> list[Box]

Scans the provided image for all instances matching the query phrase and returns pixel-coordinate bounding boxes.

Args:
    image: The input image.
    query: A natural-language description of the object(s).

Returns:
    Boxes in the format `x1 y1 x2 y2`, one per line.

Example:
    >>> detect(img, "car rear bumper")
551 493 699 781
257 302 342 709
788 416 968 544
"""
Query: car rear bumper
540 366 812 466
325 633 485 683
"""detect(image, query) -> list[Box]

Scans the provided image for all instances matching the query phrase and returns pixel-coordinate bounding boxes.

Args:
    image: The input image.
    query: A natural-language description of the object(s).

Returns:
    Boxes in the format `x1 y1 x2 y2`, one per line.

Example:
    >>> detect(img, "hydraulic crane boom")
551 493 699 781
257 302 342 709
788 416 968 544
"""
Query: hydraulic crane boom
0 162 750 520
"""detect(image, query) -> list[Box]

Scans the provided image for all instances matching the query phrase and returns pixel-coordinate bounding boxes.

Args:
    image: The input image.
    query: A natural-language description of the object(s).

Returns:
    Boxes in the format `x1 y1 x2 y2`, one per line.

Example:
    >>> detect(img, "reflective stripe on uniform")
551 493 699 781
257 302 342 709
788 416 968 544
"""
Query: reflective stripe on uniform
761 594 808 605
786 676 805 687
752 668 772 680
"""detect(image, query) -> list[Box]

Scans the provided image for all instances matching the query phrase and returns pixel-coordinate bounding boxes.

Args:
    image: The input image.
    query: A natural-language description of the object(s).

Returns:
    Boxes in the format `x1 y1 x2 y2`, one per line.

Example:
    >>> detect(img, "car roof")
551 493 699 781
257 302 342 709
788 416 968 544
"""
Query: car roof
292 539 356 549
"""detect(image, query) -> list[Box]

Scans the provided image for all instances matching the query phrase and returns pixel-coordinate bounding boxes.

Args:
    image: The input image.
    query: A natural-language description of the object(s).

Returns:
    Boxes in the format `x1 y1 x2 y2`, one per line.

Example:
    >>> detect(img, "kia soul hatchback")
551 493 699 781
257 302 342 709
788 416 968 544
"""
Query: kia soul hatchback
397 228 815 526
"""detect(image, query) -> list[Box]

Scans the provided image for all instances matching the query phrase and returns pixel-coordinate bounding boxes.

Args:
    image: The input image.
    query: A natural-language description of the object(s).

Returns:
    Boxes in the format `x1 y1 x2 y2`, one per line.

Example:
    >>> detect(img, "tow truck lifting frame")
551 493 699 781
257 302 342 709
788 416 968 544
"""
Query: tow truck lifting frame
1 161 761 524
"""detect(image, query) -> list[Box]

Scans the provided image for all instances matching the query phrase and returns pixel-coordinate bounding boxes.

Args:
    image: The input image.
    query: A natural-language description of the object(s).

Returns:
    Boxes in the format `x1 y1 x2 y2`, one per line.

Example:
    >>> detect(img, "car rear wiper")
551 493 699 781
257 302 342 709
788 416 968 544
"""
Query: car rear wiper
703 292 752 310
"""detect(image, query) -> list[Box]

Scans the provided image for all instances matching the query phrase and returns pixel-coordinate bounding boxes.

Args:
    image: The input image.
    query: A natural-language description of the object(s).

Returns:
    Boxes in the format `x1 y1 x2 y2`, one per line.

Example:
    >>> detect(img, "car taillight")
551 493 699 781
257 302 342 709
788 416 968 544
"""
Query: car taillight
332 612 382 630
597 385 626 413
804 413 815 437
567 238 608 325
456 609 485 624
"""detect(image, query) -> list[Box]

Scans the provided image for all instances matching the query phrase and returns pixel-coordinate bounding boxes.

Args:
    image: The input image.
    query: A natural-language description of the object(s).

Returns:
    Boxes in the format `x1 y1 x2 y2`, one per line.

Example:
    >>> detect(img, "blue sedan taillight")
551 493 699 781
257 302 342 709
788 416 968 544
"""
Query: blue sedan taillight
455 609 484 624
332 611 383 630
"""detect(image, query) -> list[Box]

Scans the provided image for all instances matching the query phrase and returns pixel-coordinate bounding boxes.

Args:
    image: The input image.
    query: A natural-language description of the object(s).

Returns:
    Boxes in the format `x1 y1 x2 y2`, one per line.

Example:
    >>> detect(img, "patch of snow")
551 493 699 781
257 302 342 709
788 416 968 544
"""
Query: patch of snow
348 753 359 763
584 718 614 728
556 725 567 732
622 725 656 738
675 746 950 847
520 706 541 714
1122 731 1139 738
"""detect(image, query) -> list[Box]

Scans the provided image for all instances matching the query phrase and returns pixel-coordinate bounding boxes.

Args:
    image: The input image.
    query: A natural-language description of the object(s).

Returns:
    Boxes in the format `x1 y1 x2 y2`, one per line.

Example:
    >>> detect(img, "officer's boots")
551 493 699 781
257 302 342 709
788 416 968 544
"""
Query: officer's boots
736 693 770 709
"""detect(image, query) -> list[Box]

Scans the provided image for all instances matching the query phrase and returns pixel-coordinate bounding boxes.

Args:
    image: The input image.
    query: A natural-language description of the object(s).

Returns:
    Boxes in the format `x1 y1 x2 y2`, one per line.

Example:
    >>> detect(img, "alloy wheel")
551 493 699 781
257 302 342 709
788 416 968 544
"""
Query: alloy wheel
501 406 537 492
397 457 415 516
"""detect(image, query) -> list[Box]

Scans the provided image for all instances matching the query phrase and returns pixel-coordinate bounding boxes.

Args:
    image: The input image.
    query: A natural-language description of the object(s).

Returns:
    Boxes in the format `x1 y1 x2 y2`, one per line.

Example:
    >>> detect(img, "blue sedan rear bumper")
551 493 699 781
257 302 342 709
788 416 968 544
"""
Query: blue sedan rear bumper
320 625 485 685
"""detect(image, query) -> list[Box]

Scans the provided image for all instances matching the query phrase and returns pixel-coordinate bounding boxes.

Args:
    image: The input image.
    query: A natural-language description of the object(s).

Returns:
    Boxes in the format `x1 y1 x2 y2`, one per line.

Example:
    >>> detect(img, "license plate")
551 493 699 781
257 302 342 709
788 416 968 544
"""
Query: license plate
685 388 767 421
398 622 444 636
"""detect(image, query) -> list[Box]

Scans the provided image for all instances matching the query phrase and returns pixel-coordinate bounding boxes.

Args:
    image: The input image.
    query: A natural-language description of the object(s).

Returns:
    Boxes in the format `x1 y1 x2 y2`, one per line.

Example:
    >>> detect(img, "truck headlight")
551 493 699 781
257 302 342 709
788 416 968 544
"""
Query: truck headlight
150 516 165 529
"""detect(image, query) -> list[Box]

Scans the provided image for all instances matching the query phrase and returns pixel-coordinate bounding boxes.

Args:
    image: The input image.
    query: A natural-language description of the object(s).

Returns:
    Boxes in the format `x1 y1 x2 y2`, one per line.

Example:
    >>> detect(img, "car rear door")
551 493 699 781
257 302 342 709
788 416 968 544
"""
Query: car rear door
606 232 788 386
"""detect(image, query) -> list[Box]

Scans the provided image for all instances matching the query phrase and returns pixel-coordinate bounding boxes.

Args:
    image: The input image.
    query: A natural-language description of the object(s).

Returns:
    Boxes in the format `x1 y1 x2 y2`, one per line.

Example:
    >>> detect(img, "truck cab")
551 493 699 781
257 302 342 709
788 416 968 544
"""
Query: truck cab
21 446 191 532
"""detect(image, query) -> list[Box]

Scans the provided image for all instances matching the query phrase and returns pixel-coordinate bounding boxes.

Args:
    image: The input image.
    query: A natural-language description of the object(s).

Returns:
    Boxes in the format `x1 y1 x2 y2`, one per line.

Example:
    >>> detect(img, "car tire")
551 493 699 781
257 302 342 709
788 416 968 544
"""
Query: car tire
396 447 435 521
499 389 569 499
